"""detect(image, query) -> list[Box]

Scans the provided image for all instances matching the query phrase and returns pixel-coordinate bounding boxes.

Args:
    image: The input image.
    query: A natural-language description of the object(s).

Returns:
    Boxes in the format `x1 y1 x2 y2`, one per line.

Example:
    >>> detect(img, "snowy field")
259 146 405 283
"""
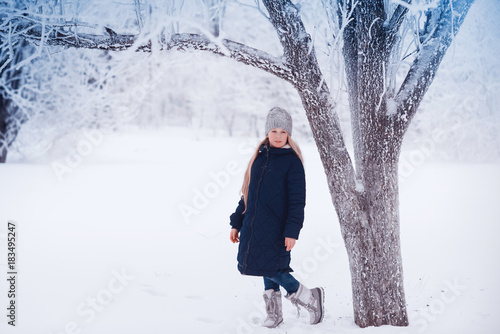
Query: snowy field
1 128 499 334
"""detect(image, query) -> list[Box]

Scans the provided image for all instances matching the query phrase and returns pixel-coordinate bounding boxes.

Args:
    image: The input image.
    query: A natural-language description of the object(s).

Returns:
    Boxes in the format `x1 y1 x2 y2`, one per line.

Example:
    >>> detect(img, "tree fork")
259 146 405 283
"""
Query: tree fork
263 0 409 327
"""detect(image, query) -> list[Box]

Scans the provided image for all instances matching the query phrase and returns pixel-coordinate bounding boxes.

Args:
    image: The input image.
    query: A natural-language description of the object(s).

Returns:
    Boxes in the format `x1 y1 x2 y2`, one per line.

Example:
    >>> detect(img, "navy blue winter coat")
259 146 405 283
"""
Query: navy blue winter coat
230 144 306 277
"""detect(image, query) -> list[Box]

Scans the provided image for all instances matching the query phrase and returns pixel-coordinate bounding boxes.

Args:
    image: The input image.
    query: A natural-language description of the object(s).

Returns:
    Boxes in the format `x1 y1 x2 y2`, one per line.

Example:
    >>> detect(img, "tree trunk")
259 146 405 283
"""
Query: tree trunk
0 38 29 163
0 95 9 163
300 80 407 327
261 0 410 327
0 146 6 163
296 78 407 326
339 1 408 326
350 148 407 327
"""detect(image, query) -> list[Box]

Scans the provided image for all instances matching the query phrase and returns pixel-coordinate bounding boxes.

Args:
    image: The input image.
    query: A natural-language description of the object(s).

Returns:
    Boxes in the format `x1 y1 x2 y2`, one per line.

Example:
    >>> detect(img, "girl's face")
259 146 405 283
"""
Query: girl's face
268 128 288 148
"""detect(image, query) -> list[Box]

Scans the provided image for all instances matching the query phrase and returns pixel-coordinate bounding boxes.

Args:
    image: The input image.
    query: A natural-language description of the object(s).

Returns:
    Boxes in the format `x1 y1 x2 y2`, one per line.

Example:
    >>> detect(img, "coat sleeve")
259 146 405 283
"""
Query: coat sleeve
229 197 246 231
284 157 306 240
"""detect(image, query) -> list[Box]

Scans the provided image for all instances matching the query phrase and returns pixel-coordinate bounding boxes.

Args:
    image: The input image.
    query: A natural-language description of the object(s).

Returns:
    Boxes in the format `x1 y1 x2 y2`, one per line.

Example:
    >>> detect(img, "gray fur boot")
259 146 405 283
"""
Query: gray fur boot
262 289 283 328
286 284 324 325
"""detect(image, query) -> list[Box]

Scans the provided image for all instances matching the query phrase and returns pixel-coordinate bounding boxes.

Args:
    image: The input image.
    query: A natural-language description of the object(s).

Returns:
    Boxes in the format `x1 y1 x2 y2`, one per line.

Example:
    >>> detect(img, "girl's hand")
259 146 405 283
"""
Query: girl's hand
230 228 240 243
285 237 296 251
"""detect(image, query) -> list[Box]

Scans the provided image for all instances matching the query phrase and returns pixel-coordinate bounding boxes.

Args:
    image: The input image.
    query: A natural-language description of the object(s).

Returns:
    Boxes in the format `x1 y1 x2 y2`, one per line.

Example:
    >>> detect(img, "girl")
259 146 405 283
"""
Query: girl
229 107 324 328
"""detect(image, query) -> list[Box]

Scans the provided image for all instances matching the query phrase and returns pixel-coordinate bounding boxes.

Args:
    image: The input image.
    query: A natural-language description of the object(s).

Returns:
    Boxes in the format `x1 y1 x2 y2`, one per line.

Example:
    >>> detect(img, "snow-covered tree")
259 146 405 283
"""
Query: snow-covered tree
0 0 477 328
0 0 35 162
0 38 26 162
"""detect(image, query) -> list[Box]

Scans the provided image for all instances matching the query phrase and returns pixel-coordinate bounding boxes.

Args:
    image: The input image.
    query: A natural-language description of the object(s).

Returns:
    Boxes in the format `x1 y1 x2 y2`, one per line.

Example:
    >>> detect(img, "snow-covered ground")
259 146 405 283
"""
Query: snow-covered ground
1 128 499 334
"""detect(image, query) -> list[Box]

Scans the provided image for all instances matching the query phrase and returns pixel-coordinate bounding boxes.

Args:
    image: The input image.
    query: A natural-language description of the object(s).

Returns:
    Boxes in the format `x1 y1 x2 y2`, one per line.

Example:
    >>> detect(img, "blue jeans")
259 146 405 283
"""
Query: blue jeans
263 270 300 295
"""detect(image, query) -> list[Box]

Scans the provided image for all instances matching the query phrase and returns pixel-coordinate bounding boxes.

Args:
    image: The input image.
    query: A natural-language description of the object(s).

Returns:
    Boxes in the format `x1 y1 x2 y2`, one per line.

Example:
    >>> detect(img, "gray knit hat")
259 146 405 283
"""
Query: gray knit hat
265 107 293 136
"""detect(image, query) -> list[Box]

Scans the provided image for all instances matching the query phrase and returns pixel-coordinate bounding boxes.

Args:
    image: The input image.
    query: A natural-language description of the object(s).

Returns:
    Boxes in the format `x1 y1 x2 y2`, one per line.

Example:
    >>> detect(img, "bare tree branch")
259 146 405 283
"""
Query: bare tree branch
384 1 410 50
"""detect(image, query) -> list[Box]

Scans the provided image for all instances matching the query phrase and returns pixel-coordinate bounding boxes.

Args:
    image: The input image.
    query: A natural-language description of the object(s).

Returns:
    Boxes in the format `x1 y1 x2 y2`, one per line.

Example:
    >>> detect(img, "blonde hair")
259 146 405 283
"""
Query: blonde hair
241 134 304 212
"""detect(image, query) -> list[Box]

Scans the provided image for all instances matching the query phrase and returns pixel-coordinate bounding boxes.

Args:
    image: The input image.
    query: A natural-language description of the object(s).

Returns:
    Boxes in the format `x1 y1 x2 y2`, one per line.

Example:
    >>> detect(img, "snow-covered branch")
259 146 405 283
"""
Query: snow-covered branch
17 21 295 82
22 24 137 51
167 34 295 82
384 1 410 49
393 0 475 134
